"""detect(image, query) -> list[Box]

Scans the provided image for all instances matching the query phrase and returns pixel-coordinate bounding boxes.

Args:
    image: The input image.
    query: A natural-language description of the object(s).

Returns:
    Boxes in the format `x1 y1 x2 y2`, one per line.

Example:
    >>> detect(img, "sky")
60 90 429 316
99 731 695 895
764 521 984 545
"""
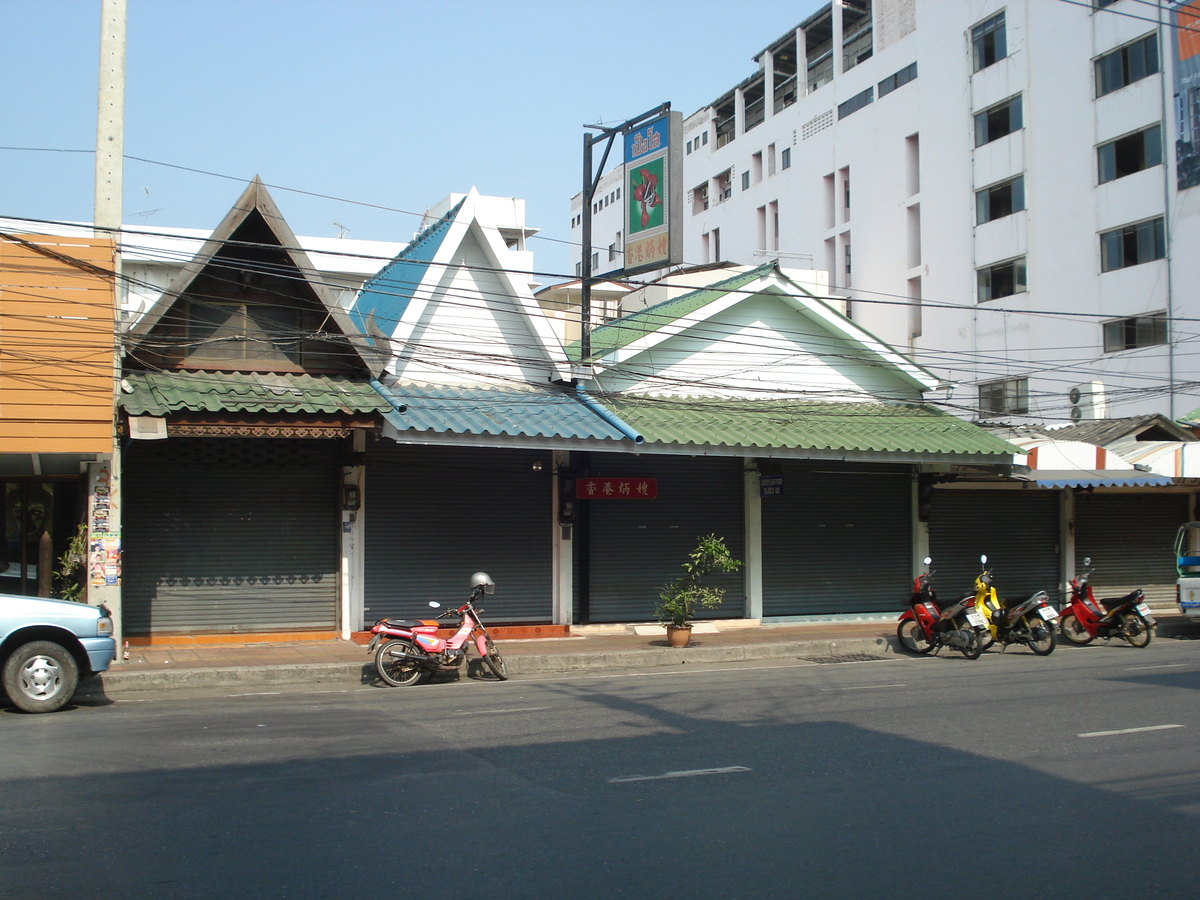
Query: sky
0 0 825 280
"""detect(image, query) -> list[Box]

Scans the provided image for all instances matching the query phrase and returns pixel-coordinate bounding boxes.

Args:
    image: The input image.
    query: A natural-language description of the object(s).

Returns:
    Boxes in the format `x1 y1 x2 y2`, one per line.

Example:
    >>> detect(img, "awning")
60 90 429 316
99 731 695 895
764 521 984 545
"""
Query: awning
1016 469 1175 488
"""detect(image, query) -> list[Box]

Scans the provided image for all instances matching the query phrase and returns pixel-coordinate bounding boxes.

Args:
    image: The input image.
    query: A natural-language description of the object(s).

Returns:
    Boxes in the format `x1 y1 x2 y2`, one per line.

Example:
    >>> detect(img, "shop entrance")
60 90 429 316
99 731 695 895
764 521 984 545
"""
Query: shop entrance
1 479 83 597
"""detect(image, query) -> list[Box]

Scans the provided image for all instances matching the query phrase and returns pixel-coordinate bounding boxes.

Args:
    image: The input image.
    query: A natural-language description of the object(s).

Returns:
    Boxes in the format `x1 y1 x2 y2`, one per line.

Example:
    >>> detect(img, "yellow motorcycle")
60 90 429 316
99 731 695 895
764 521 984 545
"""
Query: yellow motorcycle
970 555 1058 655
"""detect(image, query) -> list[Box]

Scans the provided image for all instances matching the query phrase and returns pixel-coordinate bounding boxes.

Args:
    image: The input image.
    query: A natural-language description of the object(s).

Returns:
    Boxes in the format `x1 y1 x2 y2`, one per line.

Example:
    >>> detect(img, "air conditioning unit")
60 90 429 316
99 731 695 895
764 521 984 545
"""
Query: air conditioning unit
1068 381 1107 420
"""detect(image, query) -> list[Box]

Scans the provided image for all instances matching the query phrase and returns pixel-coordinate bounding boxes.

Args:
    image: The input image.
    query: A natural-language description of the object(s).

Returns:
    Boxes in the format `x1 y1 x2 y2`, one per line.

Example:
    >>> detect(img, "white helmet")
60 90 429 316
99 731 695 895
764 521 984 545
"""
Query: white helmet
470 571 495 594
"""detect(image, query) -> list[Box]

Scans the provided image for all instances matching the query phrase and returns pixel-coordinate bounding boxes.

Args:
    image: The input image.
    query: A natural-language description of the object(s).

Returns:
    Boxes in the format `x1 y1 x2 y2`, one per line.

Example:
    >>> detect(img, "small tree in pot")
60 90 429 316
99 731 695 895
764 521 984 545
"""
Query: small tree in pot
655 533 743 646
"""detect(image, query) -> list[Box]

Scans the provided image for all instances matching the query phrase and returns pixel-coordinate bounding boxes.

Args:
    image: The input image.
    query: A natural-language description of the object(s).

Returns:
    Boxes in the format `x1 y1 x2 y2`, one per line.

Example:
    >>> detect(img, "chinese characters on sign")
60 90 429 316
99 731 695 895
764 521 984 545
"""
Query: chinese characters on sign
575 477 659 499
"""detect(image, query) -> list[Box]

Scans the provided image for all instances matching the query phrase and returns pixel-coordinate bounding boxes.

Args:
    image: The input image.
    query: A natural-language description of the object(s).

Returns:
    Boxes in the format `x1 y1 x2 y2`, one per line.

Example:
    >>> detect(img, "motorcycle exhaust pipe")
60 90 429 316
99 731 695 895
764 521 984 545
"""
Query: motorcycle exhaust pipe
385 648 429 664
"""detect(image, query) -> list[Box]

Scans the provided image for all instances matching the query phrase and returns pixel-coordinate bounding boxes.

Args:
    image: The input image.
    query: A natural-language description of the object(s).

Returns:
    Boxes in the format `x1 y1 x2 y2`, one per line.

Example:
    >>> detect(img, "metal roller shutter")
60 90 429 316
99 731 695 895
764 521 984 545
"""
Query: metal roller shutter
364 440 553 623
762 469 912 616
928 490 1060 601
581 455 745 623
124 438 340 635
1074 493 1188 605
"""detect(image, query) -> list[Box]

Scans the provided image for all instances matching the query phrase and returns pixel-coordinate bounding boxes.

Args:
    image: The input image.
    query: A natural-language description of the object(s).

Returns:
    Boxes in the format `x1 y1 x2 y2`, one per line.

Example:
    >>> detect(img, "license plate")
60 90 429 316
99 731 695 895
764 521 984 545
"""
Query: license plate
965 611 987 628
1038 605 1059 620
1135 602 1152 616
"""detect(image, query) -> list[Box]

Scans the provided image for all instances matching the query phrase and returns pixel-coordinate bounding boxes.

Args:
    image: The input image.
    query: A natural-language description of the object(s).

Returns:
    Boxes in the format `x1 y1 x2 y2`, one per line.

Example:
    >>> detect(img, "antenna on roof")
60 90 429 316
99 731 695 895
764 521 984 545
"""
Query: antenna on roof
333 222 351 239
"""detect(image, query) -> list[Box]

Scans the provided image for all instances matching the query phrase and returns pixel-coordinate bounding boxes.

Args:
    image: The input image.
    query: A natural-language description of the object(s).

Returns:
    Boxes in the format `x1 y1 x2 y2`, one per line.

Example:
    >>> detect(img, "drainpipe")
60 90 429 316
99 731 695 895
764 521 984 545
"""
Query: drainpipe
574 387 644 444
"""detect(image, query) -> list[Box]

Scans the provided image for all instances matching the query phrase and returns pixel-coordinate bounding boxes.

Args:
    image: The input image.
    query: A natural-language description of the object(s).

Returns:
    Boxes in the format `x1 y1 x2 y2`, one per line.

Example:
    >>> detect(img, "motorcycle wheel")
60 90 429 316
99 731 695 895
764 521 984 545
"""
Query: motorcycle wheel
896 620 935 655
1057 613 1094 646
1119 613 1153 648
1024 615 1056 656
374 639 428 687
960 627 984 660
980 630 995 651
481 635 508 680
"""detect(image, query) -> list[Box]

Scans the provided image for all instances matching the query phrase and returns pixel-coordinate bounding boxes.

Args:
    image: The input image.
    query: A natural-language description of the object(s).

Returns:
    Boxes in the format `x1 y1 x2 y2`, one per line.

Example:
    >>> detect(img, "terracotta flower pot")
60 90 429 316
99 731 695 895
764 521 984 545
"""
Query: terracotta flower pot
666 624 692 647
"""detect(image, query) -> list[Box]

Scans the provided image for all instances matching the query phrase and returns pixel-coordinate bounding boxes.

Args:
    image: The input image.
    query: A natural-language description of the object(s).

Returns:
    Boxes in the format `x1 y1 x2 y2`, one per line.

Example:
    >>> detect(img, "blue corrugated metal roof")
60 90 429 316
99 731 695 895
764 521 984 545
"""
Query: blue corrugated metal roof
372 380 634 442
349 198 464 342
1022 470 1175 488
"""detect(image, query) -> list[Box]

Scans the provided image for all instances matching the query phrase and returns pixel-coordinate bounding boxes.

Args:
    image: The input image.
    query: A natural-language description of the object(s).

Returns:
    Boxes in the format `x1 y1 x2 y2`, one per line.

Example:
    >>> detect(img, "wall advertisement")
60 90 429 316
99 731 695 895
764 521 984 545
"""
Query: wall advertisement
1174 1 1200 190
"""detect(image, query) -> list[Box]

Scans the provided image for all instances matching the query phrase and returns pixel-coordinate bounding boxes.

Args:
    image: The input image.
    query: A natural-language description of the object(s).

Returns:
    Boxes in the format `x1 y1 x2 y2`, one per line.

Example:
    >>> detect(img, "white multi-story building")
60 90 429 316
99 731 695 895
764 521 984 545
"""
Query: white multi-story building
572 0 1200 423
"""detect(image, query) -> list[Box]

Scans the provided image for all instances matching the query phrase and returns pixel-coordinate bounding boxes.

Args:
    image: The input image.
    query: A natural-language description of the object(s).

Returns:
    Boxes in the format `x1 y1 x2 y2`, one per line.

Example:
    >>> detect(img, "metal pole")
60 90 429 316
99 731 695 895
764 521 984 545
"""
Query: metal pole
581 133 593 362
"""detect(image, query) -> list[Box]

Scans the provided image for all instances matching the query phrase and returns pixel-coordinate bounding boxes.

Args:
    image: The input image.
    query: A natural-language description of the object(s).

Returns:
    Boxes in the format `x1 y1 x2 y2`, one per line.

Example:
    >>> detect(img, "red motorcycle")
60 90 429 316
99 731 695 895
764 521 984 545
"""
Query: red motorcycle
368 572 509 685
1058 557 1154 648
896 557 988 659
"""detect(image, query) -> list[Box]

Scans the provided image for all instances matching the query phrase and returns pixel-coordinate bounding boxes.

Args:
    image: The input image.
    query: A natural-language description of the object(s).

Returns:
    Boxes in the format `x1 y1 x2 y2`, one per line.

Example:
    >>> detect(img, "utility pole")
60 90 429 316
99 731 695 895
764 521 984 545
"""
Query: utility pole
92 0 126 656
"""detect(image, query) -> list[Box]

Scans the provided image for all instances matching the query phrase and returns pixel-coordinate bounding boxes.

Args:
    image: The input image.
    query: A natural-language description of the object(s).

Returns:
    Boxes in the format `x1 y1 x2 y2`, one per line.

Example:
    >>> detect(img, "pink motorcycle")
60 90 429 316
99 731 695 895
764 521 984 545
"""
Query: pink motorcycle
368 572 508 686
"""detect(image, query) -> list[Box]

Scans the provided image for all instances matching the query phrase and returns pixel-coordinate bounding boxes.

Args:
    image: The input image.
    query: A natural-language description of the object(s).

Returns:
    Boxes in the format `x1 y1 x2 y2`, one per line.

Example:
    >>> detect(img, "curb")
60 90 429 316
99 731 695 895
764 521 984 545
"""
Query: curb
80 635 898 695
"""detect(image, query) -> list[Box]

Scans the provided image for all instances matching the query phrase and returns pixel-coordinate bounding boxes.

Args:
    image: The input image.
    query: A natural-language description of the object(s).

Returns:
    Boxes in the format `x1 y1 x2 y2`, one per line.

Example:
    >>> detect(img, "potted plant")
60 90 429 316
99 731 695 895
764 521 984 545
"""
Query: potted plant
655 533 743 647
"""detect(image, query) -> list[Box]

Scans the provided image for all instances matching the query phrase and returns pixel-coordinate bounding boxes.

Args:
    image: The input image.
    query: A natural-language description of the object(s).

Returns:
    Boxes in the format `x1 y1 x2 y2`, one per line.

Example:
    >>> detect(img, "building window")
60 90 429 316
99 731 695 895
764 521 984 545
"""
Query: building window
715 169 733 202
837 86 874 120
1100 217 1165 271
974 94 1022 146
1103 313 1168 352
979 377 1028 417
972 11 1007 73
781 147 791 169
977 257 1027 301
692 183 709 215
975 175 1025 224
591 252 599 270
1095 0 1119 8
686 140 693 155
608 243 617 262
742 170 751 191
1095 34 1158 97
878 61 918 98
1098 124 1162 183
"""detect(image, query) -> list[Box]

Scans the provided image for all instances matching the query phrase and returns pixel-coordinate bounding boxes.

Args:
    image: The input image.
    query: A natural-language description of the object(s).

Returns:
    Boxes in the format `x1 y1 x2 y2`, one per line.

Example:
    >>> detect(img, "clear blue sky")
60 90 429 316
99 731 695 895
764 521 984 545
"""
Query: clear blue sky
0 0 823 278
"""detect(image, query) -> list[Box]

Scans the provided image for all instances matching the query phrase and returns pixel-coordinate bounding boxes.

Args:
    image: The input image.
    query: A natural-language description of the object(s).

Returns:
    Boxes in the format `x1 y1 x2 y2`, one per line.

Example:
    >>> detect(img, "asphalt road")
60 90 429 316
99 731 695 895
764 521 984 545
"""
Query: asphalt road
3 639 1199 899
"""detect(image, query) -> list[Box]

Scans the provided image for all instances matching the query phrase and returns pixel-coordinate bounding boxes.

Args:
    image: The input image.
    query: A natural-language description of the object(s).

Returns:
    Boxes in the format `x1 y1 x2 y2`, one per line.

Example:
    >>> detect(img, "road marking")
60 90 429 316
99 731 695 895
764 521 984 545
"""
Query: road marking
226 691 282 697
609 766 752 784
553 660 900 682
1124 663 1185 671
1078 724 1184 738
820 683 907 691
450 706 551 716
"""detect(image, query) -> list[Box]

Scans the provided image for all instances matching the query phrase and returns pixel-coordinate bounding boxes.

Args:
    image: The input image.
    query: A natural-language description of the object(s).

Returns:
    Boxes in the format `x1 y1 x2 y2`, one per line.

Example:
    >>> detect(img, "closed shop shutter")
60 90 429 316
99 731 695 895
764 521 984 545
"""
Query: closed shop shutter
1075 493 1188 605
581 455 745 623
929 490 1060 600
124 438 340 635
364 440 553 623
762 469 912 617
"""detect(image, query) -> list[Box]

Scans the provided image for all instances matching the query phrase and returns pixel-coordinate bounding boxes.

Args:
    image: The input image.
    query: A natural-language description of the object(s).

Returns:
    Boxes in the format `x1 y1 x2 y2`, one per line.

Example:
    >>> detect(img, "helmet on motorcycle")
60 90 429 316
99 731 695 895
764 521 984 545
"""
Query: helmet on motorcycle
470 571 495 594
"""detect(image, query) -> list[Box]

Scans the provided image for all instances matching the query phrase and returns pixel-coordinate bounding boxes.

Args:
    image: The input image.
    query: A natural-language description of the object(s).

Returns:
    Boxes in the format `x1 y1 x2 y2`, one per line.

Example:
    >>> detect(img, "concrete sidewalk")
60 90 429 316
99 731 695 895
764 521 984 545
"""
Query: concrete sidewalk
81 611 1200 696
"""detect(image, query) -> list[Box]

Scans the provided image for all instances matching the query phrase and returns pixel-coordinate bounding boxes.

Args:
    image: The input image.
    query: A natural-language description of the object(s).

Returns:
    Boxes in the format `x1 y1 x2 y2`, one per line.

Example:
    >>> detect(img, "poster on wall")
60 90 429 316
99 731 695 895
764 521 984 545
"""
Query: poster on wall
622 111 682 275
1173 1 1200 190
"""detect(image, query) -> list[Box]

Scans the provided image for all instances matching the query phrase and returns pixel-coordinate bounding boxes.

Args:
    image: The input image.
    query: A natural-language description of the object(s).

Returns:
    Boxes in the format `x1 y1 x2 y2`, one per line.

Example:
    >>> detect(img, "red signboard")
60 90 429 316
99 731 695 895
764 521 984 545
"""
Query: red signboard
575 477 658 499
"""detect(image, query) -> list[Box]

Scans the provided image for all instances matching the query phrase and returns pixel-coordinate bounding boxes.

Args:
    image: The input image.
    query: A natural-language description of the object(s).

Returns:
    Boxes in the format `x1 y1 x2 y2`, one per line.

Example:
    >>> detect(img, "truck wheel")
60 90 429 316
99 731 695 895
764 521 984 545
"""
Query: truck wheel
2 641 80 713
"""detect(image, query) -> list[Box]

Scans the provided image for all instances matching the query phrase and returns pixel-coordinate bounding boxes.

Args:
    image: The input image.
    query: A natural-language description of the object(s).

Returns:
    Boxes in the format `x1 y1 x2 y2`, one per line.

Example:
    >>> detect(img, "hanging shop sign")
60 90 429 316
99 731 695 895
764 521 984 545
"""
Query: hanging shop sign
575 477 658 499
622 111 682 275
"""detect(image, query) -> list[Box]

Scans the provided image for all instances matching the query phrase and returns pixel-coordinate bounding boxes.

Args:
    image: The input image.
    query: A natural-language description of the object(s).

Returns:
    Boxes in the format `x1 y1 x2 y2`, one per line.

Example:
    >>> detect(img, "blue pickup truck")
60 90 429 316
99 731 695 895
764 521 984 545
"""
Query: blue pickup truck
0 594 116 713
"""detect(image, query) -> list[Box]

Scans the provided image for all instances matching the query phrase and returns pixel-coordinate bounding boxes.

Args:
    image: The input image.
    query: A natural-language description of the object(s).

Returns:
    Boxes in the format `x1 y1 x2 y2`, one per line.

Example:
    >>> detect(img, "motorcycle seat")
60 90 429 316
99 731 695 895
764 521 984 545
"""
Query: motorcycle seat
1002 592 1047 608
382 618 436 630
1098 590 1143 610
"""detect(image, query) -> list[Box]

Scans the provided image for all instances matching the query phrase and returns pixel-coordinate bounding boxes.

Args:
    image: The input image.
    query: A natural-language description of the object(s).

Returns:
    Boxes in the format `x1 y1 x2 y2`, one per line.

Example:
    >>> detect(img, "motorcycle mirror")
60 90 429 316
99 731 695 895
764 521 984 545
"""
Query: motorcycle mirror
428 601 441 609
980 554 987 564
923 556 932 566
1083 557 1091 566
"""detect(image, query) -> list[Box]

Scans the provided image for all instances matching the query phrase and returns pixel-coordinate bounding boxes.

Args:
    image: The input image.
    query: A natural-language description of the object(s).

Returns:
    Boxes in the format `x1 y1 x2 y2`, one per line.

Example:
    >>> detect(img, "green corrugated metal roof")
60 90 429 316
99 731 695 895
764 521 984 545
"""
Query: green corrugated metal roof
595 395 1020 457
120 371 392 415
567 266 770 360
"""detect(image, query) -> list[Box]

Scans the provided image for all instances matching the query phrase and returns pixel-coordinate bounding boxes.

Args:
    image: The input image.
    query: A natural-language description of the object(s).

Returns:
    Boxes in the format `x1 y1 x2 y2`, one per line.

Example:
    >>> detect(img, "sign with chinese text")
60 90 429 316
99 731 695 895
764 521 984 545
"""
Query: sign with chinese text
622 111 682 275
575 477 658 499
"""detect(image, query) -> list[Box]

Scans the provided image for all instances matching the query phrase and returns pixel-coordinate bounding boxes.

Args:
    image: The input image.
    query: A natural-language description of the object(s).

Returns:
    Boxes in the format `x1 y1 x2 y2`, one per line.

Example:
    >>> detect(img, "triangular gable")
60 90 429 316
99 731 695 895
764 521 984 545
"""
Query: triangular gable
126 176 381 376
578 262 939 398
349 188 571 384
